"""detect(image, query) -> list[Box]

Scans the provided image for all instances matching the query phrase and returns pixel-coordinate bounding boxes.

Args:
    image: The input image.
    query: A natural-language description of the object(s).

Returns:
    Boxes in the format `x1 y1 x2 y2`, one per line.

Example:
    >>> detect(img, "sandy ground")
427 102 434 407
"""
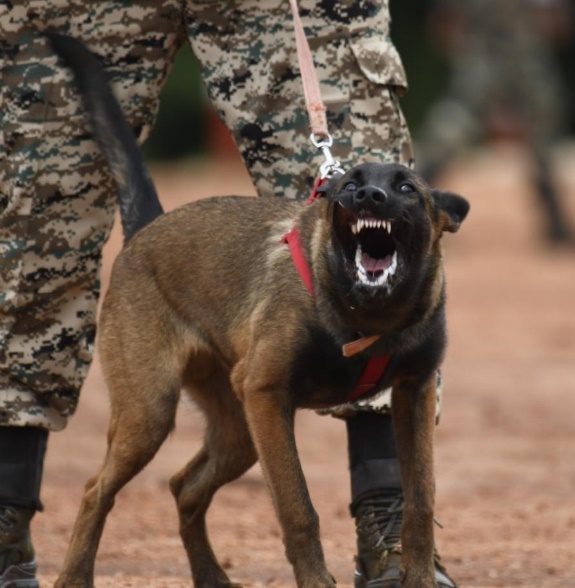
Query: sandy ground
34 146 575 588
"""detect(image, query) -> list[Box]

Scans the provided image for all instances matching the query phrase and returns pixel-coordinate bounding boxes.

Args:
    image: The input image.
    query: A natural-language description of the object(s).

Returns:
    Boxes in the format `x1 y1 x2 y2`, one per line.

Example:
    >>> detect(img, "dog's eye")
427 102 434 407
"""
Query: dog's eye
344 182 358 192
399 183 415 194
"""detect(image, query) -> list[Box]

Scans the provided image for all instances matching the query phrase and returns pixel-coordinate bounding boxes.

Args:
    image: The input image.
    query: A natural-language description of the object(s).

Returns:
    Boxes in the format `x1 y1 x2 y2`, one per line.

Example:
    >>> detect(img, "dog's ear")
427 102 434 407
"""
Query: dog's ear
431 189 470 233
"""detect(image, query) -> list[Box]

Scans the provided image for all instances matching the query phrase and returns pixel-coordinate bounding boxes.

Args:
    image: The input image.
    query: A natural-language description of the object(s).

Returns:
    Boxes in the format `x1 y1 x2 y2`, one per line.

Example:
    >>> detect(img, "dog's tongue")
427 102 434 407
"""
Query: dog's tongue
361 252 392 273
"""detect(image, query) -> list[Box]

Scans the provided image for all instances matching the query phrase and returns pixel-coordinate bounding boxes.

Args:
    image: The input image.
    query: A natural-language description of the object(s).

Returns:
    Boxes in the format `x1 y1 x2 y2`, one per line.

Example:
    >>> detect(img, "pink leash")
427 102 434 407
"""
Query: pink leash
287 0 343 179
287 0 329 140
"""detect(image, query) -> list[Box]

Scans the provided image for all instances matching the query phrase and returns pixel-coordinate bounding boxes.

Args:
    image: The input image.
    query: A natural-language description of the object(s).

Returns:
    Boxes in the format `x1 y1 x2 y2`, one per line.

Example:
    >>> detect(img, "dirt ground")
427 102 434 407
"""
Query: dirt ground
35 146 575 588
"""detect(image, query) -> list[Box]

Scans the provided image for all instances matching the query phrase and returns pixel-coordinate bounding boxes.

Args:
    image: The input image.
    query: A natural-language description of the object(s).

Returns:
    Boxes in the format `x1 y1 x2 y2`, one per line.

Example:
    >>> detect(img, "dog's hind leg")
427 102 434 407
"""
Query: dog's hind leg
171 368 257 588
55 341 182 588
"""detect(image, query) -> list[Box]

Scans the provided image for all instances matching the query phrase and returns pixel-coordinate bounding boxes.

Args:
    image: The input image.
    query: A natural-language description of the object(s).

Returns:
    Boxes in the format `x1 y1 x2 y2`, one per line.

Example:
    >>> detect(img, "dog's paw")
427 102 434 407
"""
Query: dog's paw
53 577 93 588
300 573 337 588
402 577 437 588
195 579 244 588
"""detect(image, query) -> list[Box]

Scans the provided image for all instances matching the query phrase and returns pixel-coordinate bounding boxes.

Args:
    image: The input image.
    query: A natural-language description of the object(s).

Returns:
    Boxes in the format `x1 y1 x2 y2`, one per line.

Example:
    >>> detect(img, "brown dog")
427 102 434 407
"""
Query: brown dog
49 34 469 588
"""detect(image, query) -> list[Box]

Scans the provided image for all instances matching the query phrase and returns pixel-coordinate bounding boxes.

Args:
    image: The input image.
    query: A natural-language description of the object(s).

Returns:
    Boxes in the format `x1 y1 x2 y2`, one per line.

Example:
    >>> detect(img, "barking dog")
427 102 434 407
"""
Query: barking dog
49 34 469 588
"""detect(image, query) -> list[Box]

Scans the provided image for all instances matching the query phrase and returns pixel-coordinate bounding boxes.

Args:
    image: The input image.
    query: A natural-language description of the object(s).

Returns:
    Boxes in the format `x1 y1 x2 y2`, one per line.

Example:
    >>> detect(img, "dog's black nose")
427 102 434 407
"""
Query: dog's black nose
354 185 388 205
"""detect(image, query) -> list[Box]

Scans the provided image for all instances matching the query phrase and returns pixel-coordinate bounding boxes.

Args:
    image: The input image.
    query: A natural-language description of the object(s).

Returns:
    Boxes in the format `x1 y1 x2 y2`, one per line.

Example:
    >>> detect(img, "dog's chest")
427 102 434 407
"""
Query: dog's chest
288 326 392 409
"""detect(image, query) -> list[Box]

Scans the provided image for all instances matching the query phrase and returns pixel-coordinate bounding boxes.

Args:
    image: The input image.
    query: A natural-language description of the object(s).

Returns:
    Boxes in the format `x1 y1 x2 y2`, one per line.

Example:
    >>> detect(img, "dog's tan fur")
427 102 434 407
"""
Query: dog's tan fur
49 34 469 588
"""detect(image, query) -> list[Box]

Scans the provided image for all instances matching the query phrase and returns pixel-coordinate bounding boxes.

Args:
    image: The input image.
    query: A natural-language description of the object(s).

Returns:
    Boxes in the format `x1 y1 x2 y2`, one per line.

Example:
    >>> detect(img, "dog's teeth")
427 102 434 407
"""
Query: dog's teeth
355 245 363 268
355 218 394 234
355 247 399 290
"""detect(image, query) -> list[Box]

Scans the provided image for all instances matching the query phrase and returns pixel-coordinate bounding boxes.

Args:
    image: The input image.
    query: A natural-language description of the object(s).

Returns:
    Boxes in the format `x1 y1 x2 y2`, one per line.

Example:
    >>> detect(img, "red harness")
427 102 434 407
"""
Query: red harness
281 199 391 402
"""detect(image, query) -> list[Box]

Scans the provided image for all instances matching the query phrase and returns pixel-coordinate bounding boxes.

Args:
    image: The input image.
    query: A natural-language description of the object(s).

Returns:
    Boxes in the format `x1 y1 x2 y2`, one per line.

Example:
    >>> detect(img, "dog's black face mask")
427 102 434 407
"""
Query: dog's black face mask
326 162 469 304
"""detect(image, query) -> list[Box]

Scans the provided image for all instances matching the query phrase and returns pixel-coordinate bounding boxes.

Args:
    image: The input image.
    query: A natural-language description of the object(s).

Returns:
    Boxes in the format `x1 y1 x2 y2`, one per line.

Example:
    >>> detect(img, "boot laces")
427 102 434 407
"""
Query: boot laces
356 492 404 552
355 494 459 587
0 507 19 533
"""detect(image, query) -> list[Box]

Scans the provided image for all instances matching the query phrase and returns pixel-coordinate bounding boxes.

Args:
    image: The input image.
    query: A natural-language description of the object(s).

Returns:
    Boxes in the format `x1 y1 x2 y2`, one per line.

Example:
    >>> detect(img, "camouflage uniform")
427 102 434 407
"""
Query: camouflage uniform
1 0 422 432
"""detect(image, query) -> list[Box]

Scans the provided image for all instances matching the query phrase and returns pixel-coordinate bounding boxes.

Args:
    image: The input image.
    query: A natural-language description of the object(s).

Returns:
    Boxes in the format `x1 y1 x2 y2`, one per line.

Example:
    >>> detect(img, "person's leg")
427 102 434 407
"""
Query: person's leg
531 154 573 244
340 379 454 588
346 414 403 585
186 0 318 199
0 428 47 588
514 47 573 244
0 2 182 585
186 0 412 200
186 1 455 586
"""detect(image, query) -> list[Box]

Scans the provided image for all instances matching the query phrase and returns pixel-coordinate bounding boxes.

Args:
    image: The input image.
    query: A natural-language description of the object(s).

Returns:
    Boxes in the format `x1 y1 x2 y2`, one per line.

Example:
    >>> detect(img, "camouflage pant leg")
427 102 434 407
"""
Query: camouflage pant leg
185 0 440 419
0 0 182 431
186 0 413 201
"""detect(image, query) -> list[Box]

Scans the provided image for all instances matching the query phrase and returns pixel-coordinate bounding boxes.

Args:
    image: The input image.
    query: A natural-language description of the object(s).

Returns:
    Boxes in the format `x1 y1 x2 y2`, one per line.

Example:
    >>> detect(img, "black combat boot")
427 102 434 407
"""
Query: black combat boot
0 427 47 588
0 507 38 588
352 490 457 588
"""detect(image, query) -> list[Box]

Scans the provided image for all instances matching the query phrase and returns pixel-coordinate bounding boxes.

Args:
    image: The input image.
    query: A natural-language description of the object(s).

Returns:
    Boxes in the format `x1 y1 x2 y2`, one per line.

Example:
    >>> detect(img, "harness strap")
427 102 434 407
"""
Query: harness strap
281 225 315 296
347 355 391 403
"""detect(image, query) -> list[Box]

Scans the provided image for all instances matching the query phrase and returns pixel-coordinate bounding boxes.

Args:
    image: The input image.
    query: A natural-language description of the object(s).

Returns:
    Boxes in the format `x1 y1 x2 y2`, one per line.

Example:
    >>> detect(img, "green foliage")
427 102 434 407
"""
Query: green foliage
142 45 207 161
389 0 448 131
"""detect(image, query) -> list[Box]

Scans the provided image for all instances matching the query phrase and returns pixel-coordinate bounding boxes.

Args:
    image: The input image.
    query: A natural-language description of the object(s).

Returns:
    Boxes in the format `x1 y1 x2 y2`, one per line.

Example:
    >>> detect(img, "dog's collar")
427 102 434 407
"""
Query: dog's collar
306 176 329 204
281 223 390 401
342 334 381 357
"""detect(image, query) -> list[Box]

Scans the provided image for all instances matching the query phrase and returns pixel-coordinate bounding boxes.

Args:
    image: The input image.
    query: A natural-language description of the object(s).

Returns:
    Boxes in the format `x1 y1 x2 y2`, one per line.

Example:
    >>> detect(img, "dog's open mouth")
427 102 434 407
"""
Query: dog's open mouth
334 205 399 290
352 218 398 287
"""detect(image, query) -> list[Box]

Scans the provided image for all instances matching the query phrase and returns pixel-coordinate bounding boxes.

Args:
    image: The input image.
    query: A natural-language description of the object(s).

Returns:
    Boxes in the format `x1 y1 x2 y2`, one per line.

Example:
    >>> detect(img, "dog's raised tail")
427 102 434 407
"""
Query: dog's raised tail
47 33 163 244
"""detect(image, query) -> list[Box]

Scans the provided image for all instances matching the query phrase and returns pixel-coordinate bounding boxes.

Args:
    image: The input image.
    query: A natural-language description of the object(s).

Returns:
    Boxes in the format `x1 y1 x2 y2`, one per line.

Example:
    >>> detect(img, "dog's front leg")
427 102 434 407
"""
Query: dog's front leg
242 385 336 588
391 376 438 588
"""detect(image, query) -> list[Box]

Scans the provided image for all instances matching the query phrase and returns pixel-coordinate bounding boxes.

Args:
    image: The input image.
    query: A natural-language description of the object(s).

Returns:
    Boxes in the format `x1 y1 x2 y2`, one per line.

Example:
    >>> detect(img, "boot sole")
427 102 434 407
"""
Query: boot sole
0 560 38 588
354 567 456 588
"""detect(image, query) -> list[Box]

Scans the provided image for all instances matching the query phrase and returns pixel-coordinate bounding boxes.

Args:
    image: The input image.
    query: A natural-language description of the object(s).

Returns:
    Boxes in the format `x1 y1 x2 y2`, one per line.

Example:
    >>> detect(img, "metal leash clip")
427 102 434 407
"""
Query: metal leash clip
310 133 345 179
